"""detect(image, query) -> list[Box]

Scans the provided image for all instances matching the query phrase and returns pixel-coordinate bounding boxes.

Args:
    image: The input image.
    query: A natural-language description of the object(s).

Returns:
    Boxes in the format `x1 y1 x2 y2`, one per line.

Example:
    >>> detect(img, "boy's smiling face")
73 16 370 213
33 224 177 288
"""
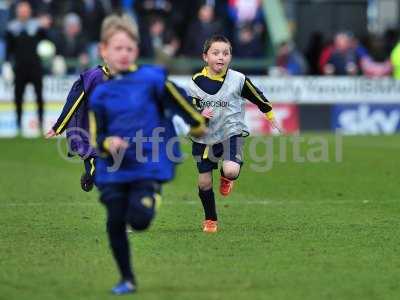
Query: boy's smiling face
203 41 232 75
100 31 138 74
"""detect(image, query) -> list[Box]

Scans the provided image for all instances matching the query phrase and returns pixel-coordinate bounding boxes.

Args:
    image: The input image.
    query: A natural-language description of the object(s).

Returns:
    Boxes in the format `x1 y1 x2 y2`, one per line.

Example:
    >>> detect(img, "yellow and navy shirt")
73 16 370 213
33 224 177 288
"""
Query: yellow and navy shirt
192 67 273 114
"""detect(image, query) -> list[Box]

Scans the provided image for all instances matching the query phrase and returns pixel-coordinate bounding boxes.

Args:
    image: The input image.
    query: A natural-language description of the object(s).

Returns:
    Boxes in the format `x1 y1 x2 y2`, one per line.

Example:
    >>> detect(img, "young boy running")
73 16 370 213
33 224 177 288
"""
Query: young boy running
189 35 281 233
89 15 205 295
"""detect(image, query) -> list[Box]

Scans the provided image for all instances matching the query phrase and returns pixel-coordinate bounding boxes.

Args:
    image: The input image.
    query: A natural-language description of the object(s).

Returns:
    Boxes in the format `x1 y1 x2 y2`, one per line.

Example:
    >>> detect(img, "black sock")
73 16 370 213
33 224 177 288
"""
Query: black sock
198 188 217 221
107 224 136 283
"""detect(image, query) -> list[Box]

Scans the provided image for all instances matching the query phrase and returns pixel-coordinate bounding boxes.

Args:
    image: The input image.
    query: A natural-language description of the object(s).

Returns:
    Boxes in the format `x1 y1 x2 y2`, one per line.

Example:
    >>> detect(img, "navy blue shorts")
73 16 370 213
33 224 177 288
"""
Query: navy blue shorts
192 135 244 173
98 180 161 204
98 180 162 231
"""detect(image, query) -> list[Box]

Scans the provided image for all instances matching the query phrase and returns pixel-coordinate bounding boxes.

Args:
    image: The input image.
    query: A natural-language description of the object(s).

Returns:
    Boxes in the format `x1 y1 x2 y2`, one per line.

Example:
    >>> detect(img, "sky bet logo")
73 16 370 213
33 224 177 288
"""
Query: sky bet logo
333 104 400 135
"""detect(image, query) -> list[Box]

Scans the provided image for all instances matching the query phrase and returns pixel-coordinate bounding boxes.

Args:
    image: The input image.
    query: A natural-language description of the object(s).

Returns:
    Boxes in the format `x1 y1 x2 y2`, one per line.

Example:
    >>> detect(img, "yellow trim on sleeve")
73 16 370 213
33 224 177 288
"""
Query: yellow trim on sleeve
88 111 97 147
266 111 275 120
165 81 205 127
189 123 206 137
103 137 112 152
245 80 271 107
56 91 85 134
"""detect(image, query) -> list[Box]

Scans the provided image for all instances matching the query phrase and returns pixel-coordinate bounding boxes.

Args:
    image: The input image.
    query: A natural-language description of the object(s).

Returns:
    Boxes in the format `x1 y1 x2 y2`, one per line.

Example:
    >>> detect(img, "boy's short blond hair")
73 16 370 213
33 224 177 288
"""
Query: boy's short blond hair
100 14 139 43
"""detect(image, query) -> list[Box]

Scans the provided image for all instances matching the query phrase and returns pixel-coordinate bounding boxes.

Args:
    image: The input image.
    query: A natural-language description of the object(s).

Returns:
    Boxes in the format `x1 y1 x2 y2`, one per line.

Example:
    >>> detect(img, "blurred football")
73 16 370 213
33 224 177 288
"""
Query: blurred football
37 40 56 59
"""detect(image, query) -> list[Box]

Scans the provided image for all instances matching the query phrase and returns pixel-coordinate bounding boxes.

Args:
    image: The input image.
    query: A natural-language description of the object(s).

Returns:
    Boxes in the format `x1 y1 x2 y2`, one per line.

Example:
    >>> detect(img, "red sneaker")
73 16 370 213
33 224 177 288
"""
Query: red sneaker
219 176 233 196
202 220 218 233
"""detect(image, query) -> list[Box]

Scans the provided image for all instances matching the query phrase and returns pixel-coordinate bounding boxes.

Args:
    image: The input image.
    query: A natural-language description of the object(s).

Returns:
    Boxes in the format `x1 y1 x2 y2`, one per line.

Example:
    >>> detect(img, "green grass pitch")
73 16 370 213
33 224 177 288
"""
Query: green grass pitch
0 134 399 300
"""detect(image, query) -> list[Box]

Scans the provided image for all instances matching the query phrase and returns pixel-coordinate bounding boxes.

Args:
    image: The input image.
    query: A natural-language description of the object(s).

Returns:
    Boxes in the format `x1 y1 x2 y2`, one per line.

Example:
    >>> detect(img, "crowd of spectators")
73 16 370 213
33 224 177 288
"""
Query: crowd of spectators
271 30 398 77
0 0 267 74
1 0 400 77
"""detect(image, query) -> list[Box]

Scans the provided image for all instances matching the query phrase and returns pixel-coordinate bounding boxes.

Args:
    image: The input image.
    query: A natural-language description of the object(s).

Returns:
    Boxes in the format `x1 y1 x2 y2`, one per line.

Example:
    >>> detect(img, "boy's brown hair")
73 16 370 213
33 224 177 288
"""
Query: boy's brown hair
203 35 232 54
100 14 139 43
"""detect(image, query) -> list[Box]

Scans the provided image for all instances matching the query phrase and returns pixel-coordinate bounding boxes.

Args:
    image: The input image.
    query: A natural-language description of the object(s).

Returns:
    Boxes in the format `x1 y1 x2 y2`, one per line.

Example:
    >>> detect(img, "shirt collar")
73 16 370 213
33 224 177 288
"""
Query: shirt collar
201 66 227 82
102 64 138 78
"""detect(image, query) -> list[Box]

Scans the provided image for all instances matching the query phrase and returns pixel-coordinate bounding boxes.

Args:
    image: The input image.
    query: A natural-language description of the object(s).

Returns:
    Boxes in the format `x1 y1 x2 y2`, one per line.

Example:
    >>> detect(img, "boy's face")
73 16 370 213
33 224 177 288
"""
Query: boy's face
203 41 232 75
100 31 138 74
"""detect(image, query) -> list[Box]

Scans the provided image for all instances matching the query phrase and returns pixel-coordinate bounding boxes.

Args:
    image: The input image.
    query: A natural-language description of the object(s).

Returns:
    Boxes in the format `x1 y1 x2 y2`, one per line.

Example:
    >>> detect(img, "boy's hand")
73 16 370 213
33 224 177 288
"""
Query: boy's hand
45 129 57 138
104 137 129 154
265 111 282 134
201 107 213 119
269 117 282 134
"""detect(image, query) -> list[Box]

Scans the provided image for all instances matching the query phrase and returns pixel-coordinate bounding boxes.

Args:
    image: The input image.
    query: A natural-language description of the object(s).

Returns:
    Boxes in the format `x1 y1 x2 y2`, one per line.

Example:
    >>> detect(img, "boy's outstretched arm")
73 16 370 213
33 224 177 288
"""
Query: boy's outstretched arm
46 79 85 138
241 77 281 132
164 80 206 137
